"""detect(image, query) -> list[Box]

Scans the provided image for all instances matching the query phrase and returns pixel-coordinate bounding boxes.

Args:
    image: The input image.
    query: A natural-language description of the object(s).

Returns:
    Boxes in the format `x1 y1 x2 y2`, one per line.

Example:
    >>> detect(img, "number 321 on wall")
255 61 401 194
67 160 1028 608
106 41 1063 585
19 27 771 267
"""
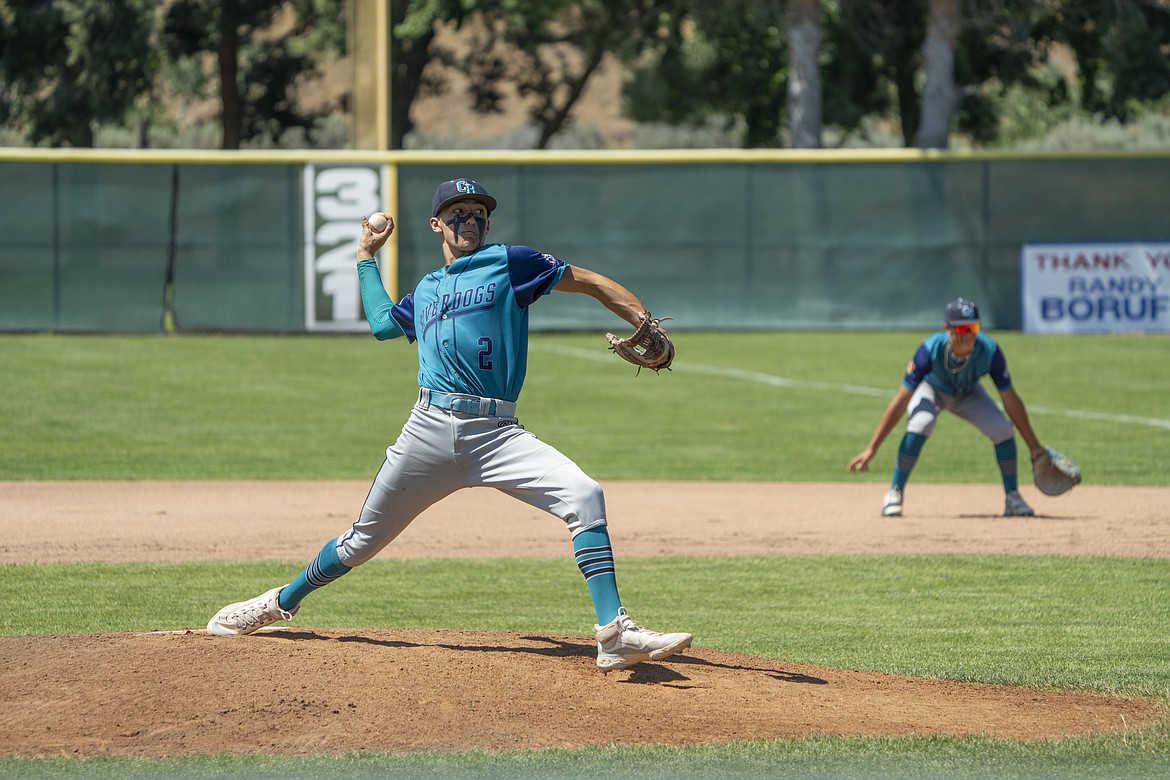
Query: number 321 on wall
303 164 390 332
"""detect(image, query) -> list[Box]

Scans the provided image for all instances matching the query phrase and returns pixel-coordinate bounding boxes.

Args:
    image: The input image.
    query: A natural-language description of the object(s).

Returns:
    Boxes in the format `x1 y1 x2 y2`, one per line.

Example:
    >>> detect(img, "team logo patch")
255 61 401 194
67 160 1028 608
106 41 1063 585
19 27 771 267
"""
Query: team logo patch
456 180 476 194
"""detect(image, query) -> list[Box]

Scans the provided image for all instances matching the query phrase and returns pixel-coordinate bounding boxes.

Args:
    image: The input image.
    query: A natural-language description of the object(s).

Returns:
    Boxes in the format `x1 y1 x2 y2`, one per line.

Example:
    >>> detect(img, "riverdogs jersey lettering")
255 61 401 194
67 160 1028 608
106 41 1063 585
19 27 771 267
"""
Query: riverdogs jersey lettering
357 243 566 401
903 330 1012 398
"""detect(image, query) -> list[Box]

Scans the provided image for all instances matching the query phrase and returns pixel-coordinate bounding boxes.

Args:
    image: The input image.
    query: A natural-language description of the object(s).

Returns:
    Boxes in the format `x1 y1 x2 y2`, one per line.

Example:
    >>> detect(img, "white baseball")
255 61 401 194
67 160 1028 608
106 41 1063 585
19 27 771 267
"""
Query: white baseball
367 212 388 231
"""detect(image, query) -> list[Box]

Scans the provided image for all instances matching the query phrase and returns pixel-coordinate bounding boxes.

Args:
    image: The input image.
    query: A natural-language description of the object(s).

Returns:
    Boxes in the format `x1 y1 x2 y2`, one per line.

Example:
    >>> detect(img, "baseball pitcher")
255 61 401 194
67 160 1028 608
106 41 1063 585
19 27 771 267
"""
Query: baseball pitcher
208 178 691 671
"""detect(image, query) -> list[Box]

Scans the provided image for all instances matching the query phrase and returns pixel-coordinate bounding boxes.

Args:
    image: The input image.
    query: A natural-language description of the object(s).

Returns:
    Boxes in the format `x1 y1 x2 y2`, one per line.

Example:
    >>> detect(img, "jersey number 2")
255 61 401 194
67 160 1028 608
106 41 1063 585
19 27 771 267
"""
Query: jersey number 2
478 337 493 370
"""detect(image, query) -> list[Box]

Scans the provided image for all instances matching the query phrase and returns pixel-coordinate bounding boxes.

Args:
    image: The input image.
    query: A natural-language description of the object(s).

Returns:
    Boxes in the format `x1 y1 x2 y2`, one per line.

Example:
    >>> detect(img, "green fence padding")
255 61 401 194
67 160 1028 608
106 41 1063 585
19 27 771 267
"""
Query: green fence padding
0 172 55 329
3 153 1169 333
170 165 303 331
0 163 172 332
398 162 996 329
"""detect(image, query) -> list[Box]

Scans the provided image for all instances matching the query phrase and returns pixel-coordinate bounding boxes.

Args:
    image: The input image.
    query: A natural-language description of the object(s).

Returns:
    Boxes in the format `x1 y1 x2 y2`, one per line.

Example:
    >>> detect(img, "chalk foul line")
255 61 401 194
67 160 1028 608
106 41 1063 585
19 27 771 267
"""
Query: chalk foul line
536 344 1170 432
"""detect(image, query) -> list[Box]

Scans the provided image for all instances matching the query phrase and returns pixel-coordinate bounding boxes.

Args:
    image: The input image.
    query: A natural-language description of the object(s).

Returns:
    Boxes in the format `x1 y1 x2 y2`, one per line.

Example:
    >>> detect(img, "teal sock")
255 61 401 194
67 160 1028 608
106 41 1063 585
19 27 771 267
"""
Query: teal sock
892 432 927 490
279 537 352 611
572 526 622 626
995 438 1019 493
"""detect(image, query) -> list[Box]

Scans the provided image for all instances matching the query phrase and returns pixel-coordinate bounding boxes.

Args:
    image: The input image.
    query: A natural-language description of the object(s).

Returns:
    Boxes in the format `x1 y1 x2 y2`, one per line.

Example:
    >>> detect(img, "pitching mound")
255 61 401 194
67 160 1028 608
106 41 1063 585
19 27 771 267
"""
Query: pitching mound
0 628 1157 758
2 480 1167 758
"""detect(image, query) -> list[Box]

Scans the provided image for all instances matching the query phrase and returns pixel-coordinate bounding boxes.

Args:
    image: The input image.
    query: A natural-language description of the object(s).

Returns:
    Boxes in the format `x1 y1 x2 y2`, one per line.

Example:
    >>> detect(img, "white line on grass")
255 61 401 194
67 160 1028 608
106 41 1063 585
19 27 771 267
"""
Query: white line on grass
537 344 1170 431
1029 407 1170 431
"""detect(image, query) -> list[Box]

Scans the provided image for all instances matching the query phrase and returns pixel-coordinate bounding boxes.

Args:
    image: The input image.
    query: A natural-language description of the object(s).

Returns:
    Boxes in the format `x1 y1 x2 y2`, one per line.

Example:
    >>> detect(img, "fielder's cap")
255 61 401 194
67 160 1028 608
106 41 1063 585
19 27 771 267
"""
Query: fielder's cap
944 297 980 325
431 178 497 217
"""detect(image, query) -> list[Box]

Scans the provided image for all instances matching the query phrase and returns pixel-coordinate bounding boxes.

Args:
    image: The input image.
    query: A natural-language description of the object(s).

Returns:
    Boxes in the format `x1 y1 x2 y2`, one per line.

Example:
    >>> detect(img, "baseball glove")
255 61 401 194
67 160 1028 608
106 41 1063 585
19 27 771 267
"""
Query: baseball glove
1032 447 1082 496
606 312 675 373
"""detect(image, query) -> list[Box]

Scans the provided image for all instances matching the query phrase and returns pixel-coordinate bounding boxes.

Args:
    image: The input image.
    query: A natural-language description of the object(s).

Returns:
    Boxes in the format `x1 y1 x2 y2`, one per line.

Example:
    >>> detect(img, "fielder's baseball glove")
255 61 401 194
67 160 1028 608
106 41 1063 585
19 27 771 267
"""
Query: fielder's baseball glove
1032 447 1082 496
606 312 675 373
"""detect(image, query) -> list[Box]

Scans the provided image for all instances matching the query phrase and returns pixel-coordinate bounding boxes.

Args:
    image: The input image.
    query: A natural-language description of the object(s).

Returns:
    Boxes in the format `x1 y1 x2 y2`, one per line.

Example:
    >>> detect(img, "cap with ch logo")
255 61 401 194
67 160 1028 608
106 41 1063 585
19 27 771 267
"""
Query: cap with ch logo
431 179 497 217
944 298 980 325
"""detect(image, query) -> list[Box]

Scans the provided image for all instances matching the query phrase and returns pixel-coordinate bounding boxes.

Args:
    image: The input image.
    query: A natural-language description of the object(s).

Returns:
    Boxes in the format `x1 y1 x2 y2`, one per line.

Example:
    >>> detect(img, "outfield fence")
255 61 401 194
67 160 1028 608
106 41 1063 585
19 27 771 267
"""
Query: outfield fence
2 148 1168 333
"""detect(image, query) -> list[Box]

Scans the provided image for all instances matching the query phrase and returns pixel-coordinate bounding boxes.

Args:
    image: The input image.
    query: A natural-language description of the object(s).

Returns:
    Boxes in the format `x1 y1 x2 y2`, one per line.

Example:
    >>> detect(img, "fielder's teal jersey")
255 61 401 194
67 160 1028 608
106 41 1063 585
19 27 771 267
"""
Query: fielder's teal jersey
903 330 1012 397
357 243 567 402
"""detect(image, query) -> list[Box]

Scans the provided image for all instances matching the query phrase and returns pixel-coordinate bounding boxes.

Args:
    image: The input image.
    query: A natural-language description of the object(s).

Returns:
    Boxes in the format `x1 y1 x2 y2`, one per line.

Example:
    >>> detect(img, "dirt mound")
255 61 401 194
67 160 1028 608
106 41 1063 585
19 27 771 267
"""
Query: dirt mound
2 480 1166 758
0 628 1156 758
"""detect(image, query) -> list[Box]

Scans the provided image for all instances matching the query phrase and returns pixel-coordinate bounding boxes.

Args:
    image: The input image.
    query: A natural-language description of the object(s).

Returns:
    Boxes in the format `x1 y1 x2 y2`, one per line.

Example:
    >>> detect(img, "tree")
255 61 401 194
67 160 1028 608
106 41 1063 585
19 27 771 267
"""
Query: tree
915 0 961 148
387 1 678 150
0 0 156 147
787 0 823 148
389 0 480 149
457 0 677 149
162 0 345 149
947 0 1054 146
625 0 790 148
895 0 1170 148
823 0 927 146
1034 0 1170 122
388 0 564 150
823 0 1050 148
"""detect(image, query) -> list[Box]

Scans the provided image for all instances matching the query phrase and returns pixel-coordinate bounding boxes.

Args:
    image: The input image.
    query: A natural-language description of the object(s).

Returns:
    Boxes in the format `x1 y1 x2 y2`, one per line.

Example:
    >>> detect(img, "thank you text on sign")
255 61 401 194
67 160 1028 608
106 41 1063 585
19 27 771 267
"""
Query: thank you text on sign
1021 242 1170 334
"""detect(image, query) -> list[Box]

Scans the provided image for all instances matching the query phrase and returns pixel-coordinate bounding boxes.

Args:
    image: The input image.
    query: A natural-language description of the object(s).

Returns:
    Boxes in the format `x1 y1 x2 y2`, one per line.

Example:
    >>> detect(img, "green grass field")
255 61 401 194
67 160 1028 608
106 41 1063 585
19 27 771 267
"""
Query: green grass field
2 331 1167 483
2 332 1169 779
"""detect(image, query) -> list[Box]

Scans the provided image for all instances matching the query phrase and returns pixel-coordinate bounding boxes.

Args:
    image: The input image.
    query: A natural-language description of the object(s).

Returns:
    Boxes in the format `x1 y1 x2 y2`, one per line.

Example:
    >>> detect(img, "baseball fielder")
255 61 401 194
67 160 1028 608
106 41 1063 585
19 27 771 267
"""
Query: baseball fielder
848 298 1048 517
208 178 692 671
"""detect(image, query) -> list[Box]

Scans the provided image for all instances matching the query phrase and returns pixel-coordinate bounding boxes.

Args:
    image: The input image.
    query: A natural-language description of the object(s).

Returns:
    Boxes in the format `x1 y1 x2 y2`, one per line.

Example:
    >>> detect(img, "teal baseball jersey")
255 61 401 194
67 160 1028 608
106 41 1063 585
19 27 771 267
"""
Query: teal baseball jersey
357 243 567 401
903 330 1012 397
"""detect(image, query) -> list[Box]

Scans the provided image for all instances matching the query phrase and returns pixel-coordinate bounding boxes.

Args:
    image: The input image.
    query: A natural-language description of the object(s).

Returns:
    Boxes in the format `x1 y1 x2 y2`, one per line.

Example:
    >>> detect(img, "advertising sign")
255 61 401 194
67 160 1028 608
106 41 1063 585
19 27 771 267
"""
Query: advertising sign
1021 242 1170 334
304 163 390 332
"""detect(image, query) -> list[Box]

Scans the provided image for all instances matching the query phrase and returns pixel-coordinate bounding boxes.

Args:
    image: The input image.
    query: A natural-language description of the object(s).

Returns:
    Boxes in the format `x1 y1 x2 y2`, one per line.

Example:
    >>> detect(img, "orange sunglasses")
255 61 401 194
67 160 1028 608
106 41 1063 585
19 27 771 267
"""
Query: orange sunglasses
951 323 980 336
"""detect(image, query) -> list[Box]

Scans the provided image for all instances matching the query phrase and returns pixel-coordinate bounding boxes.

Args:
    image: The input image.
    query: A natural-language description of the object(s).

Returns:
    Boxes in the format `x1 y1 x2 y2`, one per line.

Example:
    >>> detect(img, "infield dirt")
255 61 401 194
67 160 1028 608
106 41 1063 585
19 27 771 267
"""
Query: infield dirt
1 481 1167 758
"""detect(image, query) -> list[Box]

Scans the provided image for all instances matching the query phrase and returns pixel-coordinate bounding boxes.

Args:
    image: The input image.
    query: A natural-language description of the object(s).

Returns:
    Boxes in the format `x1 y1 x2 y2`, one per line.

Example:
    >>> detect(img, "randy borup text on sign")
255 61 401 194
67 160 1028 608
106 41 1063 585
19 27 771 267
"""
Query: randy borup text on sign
1021 243 1170 334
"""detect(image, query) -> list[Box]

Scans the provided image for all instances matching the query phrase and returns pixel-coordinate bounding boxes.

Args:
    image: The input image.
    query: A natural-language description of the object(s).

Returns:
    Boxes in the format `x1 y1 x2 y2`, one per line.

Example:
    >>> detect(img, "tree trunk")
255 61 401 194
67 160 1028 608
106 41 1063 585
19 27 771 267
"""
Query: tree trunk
786 0 822 149
218 4 241 150
915 0 961 149
391 25 435 150
534 48 604 150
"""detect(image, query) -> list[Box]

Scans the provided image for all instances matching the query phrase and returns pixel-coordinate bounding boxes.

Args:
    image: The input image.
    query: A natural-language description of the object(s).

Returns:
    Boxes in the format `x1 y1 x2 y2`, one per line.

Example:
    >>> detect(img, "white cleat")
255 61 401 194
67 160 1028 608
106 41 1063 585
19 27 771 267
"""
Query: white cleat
881 488 904 517
1004 490 1035 517
207 586 299 636
594 613 692 671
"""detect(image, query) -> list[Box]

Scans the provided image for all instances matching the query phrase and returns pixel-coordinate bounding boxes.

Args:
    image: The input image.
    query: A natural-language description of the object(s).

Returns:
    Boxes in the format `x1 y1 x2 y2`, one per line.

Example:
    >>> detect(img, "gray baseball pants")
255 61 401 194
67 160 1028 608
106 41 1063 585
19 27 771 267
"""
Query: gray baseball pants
905 382 1014 444
336 398 607 567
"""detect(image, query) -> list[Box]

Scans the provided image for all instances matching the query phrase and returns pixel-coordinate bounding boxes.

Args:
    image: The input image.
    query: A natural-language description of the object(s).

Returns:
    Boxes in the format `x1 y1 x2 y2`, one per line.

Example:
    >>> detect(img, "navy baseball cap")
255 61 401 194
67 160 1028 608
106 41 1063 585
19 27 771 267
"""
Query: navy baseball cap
431 178 497 217
944 298 980 325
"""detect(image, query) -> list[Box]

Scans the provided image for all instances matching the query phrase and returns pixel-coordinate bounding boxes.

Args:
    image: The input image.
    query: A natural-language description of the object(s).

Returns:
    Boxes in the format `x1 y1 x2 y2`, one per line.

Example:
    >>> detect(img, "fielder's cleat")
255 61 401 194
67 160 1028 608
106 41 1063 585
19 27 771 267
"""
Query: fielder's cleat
207 585 299 636
594 613 692 671
881 488 904 517
1004 490 1035 517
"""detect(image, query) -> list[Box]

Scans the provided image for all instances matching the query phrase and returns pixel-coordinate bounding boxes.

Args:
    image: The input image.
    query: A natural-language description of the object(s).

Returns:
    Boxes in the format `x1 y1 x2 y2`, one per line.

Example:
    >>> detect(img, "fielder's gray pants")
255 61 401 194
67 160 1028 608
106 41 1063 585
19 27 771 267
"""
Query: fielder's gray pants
905 382 1014 444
